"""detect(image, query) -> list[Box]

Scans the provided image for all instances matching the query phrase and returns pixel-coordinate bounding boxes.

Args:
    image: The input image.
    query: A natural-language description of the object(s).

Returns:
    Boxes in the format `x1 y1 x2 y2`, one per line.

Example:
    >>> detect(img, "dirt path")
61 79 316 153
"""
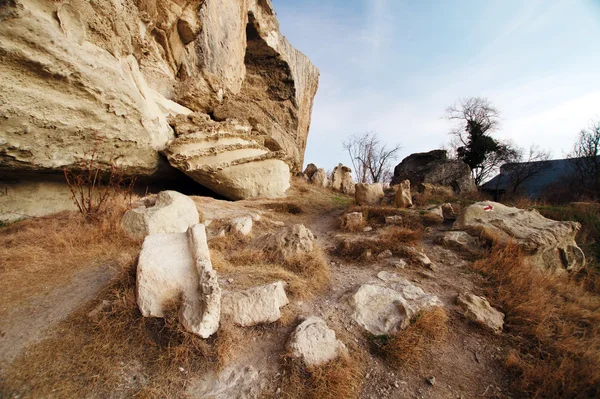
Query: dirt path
0 265 115 373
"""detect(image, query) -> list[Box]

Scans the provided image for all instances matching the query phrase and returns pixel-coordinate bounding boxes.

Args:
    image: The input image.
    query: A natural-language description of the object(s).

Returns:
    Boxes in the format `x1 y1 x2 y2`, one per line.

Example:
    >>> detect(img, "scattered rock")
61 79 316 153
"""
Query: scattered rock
455 201 586 274
121 191 199 239
303 163 318 179
377 249 393 259
456 293 504 333
331 163 355 194
440 231 482 255
426 376 436 386
355 183 384 205
385 215 403 225
221 281 289 327
394 179 413 208
441 203 457 221
259 224 315 259
364 226 373 232
423 205 444 223
350 275 442 335
342 212 364 230
309 168 329 188
229 216 253 236
136 224 220 338
391 150 476 193
403 247 435 269
286 316 347 366
389 259 407 269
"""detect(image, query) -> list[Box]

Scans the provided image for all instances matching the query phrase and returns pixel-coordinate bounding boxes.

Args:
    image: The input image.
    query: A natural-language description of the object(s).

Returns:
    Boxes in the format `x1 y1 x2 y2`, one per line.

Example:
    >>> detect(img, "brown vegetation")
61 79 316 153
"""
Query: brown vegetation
370 307 448 369
1 262 238 397
0 206 138 310
335 226 423 261
473 244 600 398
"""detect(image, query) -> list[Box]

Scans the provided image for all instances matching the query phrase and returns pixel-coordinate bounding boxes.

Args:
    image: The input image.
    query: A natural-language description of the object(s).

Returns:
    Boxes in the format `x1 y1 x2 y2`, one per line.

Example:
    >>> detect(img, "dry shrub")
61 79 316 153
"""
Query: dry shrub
473 244 600 398
280 354 363 399
334 226 423 261
412 191 455 207
0 205 139 309
210 239 330 300
346 205 404 226
262 202 305 215
370 307 448 368
1 264 220 398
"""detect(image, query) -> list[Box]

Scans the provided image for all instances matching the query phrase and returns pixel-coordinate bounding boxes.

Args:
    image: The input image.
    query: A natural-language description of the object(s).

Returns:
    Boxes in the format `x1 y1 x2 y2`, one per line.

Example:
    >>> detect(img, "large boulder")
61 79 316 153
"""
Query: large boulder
331 164 355 194
286 317 347 366
121 191 199 239
350 272 442 336
221 281 289 326
454 201 585 274
456 293 504 334
391 150 475 193
136 224 221 338
303 164 318 179
355 183 384 206
0 0 318 202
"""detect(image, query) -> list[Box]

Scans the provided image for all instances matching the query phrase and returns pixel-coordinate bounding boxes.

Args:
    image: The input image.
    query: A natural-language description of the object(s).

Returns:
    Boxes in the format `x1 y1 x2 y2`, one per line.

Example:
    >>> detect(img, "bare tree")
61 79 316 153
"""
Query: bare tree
502 145 552 195
342 132 401 184
446 97 517 185
567 121 600 197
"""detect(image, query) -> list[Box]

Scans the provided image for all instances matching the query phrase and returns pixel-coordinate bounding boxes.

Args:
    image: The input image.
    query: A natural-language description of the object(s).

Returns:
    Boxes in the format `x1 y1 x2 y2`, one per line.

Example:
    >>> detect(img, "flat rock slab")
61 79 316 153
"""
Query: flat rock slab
457 293 504 334
286 316 347 366
221 281 289 327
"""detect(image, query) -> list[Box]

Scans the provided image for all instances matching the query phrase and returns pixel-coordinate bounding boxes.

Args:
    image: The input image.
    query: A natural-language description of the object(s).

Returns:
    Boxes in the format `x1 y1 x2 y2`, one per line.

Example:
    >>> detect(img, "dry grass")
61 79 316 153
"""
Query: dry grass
473 243 600 398
0 205 139 310
209 236 331 300
0 262 230 398
262 202 305 214
334 226 423 261
370 307 448 368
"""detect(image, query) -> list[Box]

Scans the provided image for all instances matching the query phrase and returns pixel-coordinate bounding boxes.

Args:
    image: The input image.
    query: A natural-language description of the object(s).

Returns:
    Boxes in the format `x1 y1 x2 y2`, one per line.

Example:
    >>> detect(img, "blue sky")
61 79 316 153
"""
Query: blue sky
273 0 600 170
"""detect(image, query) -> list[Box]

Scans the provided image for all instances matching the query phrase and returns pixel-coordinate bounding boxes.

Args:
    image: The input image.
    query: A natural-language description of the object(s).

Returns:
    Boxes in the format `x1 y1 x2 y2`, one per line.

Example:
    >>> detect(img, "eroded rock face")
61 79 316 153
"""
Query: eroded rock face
350 273 442 336
355 183 384 206
394 179 413 208
331 164 355 194
456 293 504 333
455 201 585 274
121 191 199 239
221 281 289 327
136 224 220 338
286 317 347 366
391 150 475 193
0 0 318 196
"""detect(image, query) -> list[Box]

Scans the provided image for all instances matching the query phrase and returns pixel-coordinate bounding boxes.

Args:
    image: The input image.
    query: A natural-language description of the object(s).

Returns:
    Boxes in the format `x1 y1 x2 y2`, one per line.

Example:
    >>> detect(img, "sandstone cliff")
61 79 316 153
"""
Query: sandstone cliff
0 0 318 193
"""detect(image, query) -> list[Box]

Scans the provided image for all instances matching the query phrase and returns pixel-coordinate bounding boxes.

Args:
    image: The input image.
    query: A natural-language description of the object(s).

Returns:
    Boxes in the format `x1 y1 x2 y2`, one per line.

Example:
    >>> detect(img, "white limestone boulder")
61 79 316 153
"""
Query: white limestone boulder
309 168 330 188
259 224 315 259
136 224 220 338
287 317 347 366
350 273 442 336
394 179 413 208
331 163 355 194
221 281 289 327
229 216 253 236
341 212 364 230
355 183 384 206
456 293 504 334
121 191 199 239
454 201 585 274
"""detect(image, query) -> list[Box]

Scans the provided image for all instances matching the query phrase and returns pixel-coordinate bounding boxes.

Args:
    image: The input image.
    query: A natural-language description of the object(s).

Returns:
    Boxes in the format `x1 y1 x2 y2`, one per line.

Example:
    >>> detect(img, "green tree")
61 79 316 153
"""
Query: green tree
447 97 517 185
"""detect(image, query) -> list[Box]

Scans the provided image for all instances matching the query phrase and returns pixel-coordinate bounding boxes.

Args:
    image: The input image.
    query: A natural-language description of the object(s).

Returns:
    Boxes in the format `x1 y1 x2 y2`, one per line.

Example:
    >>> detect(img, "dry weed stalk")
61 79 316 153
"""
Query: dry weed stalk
473 243 600 398
63 134 136 221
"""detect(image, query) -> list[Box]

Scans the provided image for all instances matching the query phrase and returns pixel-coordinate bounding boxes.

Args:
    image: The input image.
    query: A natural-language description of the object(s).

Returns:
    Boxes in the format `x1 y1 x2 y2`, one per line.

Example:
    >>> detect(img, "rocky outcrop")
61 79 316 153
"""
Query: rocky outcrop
331 164 355 194
355 183 384 206
350 273 442 336
165 113 291 200
391 150 475 193
121 191 199 239
456 293 504 333
0 0 318 198
136 224 220 338
455 201 585 274
221 281 289 326
286 317 347 366
394 180 413 208
309 168 329 188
